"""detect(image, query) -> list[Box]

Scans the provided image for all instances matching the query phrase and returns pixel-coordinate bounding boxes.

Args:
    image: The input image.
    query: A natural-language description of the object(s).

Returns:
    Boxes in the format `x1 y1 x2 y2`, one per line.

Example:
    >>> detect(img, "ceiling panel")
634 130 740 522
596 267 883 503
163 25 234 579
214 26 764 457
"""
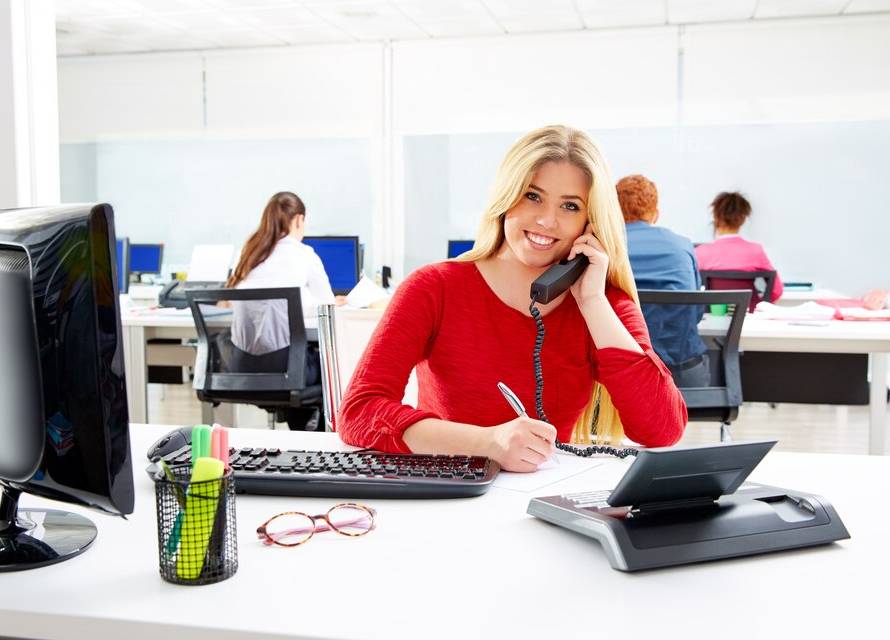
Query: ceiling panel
53 0 890 56
577 0 667 29
265 24 355 44
845 0 890 12
754 0 849 19
304 1 429 40
667 0 757 24
499 13 584 34
393 0 490 22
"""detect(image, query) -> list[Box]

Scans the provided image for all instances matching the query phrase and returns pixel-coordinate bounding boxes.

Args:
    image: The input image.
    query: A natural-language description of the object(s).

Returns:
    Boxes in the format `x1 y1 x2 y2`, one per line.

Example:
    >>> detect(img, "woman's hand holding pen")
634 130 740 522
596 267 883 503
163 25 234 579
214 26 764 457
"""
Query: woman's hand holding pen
567 222 609 306
485 417 556 473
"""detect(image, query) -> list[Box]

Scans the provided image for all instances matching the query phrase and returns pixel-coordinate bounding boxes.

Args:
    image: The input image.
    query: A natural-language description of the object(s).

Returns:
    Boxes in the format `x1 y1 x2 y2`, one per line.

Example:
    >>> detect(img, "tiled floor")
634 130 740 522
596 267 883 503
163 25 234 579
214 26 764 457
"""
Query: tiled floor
146 383 882 455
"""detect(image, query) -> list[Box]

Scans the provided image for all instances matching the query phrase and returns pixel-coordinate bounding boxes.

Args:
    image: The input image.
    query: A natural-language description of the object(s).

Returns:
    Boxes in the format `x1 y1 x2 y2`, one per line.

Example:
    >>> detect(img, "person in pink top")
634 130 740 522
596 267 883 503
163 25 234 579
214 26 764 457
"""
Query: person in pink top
695 191 784 303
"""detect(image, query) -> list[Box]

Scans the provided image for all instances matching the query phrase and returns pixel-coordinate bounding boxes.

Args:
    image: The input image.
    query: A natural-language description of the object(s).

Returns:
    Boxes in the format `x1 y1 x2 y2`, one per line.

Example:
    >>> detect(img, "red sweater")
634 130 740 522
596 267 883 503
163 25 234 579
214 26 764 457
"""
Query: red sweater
338 261 687 453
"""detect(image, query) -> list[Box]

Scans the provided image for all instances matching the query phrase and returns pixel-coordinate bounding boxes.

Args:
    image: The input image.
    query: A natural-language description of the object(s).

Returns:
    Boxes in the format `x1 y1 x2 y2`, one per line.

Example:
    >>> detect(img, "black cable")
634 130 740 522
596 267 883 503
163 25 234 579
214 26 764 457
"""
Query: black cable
529 297 638 459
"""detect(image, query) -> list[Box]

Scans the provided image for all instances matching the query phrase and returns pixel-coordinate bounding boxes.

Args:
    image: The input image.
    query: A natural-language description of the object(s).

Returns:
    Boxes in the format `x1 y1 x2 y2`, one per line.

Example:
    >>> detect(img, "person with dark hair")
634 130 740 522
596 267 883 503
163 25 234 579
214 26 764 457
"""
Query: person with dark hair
617 175 709 388
695 192 784 302
225 191 336 429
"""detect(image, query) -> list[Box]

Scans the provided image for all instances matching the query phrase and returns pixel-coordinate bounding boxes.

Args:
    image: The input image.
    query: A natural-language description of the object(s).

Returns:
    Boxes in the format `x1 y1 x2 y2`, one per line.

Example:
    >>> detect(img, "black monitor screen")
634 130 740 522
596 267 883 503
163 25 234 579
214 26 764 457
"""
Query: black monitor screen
129 243 163 273
303 236 360 295
447 239 474 258
0 204 134 516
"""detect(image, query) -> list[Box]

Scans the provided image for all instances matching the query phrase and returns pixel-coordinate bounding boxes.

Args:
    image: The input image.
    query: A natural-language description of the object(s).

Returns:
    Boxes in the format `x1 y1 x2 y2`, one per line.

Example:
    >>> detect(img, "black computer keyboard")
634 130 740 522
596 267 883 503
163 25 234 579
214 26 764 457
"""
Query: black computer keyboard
154 444 500 499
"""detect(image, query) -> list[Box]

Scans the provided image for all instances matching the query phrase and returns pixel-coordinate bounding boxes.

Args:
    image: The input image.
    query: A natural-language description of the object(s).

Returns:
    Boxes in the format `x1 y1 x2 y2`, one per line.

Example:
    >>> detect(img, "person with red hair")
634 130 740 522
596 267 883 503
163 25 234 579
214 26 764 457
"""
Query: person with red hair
617 174 709 388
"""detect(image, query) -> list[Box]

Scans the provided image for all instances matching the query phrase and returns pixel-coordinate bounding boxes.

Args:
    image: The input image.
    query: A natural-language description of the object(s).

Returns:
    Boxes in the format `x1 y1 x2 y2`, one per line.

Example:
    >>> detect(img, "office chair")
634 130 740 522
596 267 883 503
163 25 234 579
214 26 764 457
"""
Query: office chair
638 289 752 442
699 269 776 312
317 304 418 431
187 287 323 430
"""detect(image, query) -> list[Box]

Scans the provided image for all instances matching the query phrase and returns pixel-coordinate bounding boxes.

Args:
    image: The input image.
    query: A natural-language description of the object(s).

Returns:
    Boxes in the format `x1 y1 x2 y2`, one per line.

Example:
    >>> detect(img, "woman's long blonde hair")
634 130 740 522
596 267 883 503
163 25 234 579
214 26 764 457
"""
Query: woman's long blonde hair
457 125 638 444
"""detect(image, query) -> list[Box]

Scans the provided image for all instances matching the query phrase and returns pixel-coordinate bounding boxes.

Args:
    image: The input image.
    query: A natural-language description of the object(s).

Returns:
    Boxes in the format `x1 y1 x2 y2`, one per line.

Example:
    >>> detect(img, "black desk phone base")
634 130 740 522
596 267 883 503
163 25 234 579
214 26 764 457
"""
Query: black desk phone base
528 441 850 571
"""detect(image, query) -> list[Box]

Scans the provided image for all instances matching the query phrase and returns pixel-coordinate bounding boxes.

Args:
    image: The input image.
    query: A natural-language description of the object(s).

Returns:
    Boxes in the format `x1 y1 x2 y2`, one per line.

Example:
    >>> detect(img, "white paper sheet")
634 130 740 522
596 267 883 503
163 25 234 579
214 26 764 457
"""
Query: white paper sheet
492 452 606 493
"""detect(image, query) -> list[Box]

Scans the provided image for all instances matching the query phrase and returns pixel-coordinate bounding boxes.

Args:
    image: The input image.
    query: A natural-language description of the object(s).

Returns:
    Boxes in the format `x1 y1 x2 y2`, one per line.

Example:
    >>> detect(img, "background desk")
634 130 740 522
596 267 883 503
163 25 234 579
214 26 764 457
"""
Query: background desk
702 316 890 455
121 309 318 424
1 425 886 640
775 288 846 305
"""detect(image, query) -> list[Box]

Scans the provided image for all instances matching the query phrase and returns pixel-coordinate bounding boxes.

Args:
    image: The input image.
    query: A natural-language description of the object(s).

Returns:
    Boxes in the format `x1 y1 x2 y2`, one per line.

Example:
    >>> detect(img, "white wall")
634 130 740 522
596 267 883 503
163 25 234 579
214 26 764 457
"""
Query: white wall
58 15 890 290
66 137 374 273
403 122 890 292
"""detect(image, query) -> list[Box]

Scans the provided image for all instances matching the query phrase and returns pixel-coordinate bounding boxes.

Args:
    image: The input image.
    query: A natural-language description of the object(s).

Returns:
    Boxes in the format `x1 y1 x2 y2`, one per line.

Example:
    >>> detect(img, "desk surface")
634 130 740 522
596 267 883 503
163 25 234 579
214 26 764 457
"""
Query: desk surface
1 425 887 640
701 314 890 352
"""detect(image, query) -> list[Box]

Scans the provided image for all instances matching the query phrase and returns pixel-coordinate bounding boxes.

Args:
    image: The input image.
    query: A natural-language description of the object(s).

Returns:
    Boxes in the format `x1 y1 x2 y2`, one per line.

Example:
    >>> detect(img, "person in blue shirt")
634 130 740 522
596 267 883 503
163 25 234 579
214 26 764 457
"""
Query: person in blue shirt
616 174 709 388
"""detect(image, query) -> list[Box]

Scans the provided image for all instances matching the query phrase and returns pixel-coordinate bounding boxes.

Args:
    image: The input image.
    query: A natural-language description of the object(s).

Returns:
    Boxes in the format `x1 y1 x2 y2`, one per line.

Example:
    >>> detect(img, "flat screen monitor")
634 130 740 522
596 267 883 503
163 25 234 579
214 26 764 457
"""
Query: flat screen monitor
116 237 129 293
302 236 360 295
447 239 474 258
129 243 163 274
0 203 134 571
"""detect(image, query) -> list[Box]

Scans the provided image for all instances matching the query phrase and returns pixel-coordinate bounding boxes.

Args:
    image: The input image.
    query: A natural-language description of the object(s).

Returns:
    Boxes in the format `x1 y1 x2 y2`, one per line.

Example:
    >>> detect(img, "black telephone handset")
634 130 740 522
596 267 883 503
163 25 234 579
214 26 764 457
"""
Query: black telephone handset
530 254 588 304
527 254 638 459
158 281 187 309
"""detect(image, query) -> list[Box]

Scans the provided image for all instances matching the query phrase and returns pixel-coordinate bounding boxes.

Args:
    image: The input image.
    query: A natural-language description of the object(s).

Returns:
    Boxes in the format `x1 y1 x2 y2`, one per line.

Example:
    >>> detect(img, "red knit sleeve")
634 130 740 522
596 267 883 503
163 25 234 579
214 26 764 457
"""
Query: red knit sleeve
595 287 688 447
337 266 444 453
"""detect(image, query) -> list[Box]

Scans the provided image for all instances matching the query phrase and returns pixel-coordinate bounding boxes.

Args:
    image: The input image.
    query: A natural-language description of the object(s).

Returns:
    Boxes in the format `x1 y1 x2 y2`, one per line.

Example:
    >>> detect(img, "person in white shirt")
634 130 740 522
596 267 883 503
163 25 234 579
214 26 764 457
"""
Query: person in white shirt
223 191 336 429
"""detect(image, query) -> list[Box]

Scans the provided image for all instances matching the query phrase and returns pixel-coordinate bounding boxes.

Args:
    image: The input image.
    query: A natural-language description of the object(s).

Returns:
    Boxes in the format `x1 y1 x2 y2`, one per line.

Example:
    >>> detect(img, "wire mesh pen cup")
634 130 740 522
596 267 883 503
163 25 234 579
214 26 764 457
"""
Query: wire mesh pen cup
154 464 238 585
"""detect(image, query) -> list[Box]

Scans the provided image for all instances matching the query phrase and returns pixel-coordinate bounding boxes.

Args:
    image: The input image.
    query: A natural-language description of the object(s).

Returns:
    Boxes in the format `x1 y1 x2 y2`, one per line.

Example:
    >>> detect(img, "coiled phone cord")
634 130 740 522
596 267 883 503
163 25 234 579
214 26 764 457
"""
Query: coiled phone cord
529 298 638 459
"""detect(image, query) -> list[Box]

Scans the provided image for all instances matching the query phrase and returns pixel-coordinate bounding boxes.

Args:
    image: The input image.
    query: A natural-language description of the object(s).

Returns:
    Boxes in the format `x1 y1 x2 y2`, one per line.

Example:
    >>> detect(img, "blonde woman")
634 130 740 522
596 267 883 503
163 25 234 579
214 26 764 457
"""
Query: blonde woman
338 126 687 472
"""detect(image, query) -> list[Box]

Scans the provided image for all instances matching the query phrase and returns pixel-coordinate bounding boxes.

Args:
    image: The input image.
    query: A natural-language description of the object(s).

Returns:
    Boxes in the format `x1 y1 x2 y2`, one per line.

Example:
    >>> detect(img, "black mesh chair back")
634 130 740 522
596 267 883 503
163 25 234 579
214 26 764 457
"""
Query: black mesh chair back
699 269 776 312
637 289 752 441
187 287 322 412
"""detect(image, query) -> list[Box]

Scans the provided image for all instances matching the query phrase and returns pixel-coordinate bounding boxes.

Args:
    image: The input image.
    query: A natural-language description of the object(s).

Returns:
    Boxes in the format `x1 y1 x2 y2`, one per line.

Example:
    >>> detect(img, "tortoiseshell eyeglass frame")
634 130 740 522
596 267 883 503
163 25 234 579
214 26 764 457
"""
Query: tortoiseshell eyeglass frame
256 502 377 547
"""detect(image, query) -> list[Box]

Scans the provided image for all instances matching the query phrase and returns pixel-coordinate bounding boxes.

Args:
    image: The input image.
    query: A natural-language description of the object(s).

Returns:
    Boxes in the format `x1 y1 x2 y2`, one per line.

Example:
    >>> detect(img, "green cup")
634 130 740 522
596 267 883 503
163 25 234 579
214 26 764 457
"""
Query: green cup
710 304 728 316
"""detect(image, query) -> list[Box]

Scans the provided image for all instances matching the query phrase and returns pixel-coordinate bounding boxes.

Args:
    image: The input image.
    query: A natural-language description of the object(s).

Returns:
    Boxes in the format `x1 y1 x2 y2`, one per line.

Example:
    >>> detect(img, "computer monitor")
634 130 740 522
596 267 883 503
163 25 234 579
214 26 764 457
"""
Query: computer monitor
129 242 163 274
0 203 135 571
447 239 474 258
302 236 360 296
116 237 129 293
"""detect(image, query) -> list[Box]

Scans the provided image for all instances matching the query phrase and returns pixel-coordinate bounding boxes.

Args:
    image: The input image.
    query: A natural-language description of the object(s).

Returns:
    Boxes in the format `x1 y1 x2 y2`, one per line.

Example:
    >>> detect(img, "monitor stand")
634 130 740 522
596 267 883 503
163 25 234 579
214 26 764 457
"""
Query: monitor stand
0 485 97 571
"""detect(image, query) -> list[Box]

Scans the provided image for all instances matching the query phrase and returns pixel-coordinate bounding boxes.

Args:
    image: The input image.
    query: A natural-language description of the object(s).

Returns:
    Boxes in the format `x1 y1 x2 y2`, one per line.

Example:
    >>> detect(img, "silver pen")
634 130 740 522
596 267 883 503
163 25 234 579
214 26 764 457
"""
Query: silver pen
496 381 559 464
497 381 528 417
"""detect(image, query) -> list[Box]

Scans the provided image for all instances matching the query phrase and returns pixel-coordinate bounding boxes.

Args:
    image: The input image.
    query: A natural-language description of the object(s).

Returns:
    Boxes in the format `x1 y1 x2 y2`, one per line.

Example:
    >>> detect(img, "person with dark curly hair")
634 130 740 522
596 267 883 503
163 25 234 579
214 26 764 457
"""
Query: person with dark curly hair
695 192 784 302
617 174 708 388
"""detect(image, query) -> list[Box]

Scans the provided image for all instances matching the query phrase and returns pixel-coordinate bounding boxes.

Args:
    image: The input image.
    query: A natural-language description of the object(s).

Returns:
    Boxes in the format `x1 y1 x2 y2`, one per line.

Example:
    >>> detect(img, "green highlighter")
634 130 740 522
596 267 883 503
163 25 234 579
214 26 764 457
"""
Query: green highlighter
191 424 212 465
165 424 212 557
177 456 225 580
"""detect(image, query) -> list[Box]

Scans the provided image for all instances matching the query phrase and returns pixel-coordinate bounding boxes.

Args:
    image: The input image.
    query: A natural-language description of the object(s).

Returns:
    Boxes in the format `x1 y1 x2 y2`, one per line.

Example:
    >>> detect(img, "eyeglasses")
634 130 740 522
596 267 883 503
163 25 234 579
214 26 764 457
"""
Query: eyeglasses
256 503 376 547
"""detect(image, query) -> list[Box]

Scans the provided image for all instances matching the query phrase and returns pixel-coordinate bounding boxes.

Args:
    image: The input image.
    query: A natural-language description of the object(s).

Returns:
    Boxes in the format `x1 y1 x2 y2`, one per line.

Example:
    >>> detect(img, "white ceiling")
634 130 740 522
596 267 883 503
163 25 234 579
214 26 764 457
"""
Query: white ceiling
55 0 890 56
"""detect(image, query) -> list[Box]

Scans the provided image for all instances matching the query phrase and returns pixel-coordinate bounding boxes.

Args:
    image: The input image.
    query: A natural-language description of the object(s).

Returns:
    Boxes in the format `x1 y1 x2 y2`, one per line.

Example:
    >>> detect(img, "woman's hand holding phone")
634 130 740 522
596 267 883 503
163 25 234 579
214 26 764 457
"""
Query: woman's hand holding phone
485 417 557 473
567 223 609 305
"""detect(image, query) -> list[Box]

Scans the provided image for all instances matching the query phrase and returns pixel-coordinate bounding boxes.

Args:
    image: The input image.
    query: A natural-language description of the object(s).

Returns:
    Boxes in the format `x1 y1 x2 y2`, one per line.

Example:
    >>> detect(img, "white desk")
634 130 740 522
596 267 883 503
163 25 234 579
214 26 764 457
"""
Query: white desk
121 308 318 424
775 288 846 305
121 304 890 454
1 425 886 639
704 315 890 455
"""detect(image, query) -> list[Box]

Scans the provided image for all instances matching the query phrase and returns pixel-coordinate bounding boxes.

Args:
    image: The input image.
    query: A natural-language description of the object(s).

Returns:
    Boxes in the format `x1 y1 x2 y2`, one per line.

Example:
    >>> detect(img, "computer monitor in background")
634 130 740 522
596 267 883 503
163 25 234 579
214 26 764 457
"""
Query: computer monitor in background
0 203 134 571
129 243 163 276
116 237 129 293
303 236 360 295
447 239 474 258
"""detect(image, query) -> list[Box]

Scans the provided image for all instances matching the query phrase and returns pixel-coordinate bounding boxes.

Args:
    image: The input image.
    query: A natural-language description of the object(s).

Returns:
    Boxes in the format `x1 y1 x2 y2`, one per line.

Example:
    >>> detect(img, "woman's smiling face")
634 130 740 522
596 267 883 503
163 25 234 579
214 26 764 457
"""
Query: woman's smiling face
501 160 591 269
